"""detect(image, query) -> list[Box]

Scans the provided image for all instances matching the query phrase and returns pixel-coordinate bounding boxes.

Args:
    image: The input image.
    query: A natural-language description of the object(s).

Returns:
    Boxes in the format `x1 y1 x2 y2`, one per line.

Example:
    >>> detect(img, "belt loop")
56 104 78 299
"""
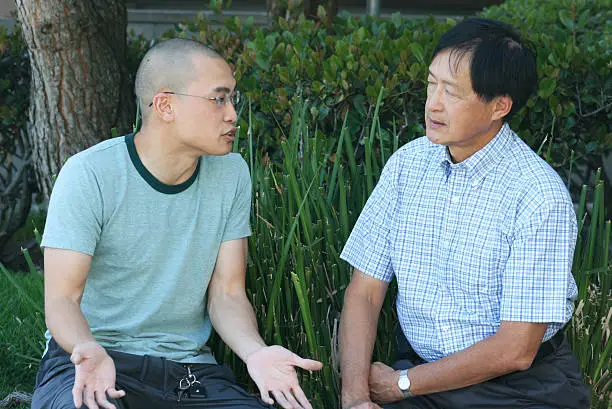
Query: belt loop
162 357 168 394
139 355 149 383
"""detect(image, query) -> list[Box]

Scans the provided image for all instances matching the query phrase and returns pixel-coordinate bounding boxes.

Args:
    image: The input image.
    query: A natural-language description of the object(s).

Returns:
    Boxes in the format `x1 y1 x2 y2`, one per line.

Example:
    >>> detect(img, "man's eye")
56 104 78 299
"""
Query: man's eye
215 96 227 105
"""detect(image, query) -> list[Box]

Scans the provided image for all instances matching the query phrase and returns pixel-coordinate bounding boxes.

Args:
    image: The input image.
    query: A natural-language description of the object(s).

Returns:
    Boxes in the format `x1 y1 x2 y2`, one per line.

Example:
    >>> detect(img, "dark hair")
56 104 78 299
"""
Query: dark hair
432 18 538 121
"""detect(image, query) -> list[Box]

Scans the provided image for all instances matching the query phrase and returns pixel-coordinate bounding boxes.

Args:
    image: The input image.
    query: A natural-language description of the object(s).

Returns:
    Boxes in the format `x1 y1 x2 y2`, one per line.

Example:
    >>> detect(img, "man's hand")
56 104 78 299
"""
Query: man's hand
246 345 323 409
369 362 403 404
70 342 125 409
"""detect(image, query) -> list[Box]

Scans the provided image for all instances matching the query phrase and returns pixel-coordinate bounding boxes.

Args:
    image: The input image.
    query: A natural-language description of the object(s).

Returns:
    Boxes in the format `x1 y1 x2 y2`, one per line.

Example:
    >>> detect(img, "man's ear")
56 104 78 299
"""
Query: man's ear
491 95 513 121
151 94 175 122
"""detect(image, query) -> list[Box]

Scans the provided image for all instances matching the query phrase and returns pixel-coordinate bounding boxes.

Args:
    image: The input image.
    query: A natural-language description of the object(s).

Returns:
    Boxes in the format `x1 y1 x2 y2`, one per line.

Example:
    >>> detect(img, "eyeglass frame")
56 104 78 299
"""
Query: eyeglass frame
148 90 241 108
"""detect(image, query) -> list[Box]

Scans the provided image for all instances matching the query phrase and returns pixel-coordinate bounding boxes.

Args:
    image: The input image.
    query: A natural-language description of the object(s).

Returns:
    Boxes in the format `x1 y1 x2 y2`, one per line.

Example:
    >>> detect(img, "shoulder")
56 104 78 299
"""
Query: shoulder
383 136 440 184
203 153 249 177
200 153 251 199
505 134 571 205
394 135 438 162
500 131 574 231
62 136 127 176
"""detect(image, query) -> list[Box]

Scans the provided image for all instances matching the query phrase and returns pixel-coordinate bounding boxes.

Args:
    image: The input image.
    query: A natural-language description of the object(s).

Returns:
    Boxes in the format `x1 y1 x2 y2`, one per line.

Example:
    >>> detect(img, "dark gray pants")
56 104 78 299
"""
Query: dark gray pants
383 330 590 409
31 338 273 409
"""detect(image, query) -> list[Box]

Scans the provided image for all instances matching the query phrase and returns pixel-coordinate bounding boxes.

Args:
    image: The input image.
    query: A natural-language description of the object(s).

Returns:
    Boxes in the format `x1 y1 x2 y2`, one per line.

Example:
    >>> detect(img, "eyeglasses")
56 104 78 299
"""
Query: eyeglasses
148 90 241 108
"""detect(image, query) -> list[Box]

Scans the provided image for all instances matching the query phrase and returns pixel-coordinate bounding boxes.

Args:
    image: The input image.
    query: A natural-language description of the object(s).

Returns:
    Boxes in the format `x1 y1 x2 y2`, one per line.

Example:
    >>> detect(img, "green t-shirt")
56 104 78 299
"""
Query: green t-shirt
41 133 251 363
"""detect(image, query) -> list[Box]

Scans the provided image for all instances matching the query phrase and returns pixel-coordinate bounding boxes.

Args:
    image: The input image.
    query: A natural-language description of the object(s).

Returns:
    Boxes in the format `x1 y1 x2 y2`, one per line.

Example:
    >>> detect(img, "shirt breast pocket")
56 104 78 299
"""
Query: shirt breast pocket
443 229 506 321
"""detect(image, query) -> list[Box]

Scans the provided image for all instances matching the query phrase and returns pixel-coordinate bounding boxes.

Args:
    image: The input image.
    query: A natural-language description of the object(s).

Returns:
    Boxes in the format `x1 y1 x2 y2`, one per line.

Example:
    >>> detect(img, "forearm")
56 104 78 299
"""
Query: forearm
400 333 526 397
339 289 383 407
208 291 266 361
45 297 94 354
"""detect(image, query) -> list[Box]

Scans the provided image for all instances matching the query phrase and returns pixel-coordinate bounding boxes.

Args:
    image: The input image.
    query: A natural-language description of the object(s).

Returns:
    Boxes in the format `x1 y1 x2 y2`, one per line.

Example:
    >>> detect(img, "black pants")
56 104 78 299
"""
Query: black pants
383 329 591 409
31 338 274 409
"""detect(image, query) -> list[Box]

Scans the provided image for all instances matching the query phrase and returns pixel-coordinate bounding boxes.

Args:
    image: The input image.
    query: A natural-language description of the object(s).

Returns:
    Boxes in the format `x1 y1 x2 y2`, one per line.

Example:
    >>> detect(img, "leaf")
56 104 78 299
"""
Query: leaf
352 94 367 117
391 12 403 28
410 43 425 65
559 10 574 30
577 9 590 29
255 54 270 71
538 78 557 98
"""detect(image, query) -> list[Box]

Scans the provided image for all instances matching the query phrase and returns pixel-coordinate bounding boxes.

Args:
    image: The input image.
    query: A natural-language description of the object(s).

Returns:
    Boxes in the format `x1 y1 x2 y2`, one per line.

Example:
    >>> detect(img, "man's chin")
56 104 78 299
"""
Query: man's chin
426 130 447 145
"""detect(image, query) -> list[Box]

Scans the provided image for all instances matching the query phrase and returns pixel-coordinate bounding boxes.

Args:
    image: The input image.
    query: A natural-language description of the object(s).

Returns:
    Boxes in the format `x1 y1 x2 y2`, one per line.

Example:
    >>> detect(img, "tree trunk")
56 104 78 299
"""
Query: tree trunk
15 0 133 198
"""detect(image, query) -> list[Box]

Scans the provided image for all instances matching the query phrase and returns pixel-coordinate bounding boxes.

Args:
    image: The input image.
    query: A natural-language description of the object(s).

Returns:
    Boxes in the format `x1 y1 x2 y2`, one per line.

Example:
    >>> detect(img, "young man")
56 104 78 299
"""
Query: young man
339 19 590 409
32 38 321 409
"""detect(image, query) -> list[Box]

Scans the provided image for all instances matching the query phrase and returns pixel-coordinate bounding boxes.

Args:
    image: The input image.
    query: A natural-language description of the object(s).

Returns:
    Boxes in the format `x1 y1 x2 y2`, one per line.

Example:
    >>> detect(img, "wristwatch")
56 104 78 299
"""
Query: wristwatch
397 369 412 398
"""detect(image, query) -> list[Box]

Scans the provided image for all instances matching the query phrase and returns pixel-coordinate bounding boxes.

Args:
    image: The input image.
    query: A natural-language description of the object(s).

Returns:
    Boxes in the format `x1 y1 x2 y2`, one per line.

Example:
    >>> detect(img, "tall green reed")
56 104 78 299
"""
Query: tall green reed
209 93 403 407
567 167 611 408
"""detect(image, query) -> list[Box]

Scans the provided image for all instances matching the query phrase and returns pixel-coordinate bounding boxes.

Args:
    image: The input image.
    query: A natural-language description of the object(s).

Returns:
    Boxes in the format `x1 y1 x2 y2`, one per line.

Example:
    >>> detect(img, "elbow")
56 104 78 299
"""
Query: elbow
505 348 537 372
514 353 536 371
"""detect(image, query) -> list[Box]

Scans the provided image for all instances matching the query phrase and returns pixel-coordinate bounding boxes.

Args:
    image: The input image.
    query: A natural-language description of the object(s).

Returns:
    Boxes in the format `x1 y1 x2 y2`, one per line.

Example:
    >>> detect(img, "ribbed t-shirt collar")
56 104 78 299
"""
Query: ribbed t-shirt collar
125 133 200 194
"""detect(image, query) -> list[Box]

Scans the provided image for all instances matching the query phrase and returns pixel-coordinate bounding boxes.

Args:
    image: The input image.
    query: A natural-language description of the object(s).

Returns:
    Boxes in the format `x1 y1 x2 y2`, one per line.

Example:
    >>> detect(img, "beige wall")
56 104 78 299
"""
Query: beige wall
0 0 16 19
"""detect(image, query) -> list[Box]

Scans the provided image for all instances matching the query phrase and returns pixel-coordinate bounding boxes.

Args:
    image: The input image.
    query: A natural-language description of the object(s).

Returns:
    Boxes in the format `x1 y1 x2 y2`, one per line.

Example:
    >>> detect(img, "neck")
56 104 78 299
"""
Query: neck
448 121 504 163
133 125 200 185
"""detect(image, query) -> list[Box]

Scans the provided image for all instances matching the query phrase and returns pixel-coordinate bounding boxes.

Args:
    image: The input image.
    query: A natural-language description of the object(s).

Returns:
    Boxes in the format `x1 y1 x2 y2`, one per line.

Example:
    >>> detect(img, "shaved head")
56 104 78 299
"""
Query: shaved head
135 38 224 120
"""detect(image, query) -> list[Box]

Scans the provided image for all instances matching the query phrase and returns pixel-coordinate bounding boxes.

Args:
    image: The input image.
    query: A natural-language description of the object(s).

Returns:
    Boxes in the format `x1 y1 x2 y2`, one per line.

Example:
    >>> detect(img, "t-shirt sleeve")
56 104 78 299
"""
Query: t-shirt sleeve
340 153 399 282
41 157 103 256
221 157 252 242
500 199 577 325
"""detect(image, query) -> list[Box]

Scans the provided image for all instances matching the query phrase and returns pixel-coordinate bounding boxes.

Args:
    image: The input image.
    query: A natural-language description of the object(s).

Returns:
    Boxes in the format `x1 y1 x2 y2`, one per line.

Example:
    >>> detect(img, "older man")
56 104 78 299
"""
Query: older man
339 19 590 409
32 38 321 409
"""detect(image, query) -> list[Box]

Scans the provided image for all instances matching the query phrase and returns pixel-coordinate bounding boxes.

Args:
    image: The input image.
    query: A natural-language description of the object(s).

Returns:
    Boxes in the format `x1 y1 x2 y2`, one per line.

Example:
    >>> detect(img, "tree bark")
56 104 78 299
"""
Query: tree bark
15 0 133 198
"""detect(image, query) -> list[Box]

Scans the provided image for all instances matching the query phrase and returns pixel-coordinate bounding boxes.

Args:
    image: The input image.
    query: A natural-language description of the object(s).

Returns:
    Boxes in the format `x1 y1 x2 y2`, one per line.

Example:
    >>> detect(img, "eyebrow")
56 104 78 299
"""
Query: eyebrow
213 86 232 93
428 70 460 88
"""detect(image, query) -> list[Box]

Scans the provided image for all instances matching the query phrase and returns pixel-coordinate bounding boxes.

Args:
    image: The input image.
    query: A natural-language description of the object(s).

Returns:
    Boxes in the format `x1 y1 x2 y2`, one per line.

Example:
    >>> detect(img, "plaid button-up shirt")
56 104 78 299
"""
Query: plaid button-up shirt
341 123 578 362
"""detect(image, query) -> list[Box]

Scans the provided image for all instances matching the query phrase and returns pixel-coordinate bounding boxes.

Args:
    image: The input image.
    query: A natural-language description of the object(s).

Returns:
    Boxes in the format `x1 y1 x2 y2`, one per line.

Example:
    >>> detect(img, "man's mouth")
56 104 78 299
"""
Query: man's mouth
428 118 447 128
223 127 237 139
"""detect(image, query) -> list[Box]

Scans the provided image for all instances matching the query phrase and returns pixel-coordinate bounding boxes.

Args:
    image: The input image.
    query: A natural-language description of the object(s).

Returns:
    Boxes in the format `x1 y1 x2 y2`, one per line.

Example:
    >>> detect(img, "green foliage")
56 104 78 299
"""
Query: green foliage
0 266 44 399
481 0 612 174
152 0 611 179
0 25 29 152
1 0 609 178
567 169 612 407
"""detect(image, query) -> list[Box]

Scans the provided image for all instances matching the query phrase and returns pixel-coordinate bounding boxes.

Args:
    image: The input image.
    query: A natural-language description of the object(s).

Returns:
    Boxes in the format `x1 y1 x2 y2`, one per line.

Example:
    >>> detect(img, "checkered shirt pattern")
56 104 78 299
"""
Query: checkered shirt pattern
341 123 578 362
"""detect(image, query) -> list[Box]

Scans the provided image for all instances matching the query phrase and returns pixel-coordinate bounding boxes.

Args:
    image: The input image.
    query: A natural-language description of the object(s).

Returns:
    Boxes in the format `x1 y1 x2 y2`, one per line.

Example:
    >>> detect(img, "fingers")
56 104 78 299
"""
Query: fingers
94 389 117 409
283 390 304 409
258 387 275 405
72 375 85 408
292 356 323 371
84 385 100 409
271 390 292 409
106 388 126 399
291 385 313 409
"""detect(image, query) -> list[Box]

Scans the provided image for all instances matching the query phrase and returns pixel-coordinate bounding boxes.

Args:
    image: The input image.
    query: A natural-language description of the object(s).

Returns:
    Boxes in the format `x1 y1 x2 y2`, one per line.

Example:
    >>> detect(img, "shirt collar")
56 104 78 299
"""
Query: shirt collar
437 123 514 187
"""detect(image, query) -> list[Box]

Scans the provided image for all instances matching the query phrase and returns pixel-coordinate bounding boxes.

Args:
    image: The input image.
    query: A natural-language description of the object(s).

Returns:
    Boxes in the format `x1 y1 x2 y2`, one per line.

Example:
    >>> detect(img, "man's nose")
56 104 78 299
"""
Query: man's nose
427 88 444 112
225 102 238 123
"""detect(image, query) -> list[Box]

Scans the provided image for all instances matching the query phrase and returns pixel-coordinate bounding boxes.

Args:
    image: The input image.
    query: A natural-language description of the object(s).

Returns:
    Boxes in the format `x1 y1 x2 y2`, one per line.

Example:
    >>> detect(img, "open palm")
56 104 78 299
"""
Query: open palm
246 345 323 409
71 342 125 409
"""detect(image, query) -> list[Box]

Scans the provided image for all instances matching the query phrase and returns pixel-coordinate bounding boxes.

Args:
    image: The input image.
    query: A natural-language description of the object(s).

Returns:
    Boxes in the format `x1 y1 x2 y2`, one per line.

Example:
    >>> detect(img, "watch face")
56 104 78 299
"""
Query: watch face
398 375 410 390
